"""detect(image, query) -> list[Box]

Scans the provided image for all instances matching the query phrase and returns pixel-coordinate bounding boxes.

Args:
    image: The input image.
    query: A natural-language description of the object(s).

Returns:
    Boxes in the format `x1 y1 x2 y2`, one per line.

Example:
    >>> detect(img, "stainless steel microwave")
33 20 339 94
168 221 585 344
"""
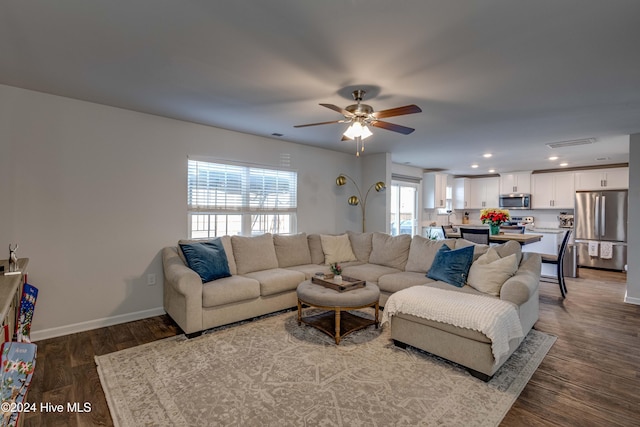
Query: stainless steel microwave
499 194 531 209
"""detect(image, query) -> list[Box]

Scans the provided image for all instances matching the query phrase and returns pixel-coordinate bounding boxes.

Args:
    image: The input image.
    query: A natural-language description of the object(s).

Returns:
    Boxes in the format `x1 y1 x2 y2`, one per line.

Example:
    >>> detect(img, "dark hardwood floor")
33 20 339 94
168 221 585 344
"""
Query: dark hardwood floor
22 268 640 426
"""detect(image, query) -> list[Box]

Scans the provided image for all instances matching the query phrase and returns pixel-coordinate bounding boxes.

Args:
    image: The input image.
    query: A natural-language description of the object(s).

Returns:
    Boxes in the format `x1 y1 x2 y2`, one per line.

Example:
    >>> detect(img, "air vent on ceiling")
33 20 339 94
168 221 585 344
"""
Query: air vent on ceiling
545 138 596 149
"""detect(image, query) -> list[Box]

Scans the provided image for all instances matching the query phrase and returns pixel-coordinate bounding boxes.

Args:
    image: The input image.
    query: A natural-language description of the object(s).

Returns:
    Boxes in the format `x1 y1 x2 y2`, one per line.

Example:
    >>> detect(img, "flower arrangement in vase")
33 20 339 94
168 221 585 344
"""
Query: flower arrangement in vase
480 208 510 235
330 263 343 281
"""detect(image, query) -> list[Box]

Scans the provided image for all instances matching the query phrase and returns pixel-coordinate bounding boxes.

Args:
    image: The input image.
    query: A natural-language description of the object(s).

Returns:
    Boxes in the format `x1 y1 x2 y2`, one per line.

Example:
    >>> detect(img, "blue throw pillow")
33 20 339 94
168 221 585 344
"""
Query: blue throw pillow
179 239 231 283
426 244 474 288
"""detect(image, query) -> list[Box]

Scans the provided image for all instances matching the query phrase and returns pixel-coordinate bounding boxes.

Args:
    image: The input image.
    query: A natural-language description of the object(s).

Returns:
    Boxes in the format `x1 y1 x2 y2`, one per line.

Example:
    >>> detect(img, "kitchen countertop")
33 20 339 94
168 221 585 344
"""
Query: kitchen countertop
527 228 568 234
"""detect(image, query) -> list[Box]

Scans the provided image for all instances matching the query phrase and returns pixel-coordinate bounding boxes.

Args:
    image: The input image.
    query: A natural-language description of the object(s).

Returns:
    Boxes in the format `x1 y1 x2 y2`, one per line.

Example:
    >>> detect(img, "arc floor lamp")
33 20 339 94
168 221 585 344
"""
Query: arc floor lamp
336 174 386 232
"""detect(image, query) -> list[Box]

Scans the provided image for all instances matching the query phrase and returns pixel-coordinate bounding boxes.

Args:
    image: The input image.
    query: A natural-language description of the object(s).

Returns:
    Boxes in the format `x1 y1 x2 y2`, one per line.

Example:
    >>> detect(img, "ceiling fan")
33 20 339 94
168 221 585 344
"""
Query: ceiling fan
294 89 422 156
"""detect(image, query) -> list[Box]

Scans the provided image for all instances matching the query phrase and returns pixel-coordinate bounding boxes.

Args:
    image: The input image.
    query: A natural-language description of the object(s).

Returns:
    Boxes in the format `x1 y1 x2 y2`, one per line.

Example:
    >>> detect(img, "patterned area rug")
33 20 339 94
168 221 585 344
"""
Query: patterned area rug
96 310 555 426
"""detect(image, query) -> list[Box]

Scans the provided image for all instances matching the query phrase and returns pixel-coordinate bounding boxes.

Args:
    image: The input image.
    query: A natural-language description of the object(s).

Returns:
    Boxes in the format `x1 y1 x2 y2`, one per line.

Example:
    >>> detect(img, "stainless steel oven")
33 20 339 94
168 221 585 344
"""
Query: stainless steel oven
499 194 531 209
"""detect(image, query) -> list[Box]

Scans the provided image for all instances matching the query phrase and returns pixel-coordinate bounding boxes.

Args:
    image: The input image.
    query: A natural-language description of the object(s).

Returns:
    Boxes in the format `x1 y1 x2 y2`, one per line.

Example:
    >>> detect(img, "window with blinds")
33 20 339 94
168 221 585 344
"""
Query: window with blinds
187 159 297 237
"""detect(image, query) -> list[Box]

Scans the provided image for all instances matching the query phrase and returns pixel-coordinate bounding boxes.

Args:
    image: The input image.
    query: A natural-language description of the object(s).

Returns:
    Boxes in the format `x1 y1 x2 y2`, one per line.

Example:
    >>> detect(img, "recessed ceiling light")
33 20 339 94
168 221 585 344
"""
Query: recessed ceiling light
483 153 492 158
471 164 479 168
559 162 568 167
549 156 558 161
488 169 495 173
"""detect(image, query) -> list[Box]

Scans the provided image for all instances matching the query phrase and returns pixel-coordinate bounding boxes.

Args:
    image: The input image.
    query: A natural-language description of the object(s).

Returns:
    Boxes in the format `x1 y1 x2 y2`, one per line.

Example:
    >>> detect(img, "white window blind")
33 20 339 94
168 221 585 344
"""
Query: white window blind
187 159 297 237
188 160 297 213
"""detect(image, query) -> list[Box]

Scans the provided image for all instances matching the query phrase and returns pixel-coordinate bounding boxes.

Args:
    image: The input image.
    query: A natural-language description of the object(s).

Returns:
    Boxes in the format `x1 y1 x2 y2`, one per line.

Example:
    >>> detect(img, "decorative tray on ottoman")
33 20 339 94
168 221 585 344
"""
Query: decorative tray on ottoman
311 274 366 292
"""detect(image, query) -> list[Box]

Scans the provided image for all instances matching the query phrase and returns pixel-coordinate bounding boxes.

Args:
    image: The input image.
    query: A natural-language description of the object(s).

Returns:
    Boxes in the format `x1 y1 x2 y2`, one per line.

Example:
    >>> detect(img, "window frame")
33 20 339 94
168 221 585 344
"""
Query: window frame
187 158 298 238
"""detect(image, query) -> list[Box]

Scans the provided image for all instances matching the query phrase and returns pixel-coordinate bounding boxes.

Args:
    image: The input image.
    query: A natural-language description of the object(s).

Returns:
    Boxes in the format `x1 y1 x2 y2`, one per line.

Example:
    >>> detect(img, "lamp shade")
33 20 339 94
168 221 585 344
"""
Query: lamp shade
336 175 347 186
348 196 360 206
343 122 372 140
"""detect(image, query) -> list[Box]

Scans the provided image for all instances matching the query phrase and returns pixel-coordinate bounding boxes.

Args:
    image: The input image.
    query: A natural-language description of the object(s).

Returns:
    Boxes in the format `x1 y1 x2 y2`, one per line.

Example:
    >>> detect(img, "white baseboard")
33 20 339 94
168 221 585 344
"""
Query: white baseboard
31 307 167 342
624 292 640 306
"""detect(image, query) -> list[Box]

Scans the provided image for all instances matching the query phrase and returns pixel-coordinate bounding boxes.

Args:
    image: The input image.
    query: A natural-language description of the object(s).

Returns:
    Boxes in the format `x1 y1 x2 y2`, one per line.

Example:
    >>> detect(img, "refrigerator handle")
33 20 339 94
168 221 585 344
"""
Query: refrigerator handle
601 195 606 237
594 196 600 237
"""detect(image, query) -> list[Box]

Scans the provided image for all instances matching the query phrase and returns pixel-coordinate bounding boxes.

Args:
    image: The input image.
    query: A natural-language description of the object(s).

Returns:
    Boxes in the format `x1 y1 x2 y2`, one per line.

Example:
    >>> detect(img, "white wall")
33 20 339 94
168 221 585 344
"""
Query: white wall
0 84 370 339
363 153 391 233
626 134 639 304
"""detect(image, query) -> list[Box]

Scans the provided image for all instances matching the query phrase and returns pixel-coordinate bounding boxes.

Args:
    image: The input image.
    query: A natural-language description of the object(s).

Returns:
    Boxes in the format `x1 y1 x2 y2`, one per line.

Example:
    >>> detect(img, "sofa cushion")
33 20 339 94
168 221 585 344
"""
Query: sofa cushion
286 264 331 280
307 234 325 264
405 236 457 273
179 239 231 282
320 234 357 264
219 236 237 275
347 231 373 263
494 240 523 266
202 275 261 308
274 233 312 267
243 268 306 297
427 244 474 288
231 233 279 275
467 249 518 296
378 271 434 294
368 232 412 270
341 263 401 283
454 239 490 261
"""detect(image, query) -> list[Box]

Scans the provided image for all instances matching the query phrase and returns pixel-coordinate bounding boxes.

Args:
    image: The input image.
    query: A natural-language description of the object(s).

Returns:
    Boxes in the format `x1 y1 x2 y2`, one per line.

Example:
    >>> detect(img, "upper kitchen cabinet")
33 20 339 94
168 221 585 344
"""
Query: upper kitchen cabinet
499 172 532 194
453 178 471 210
574 167 629 190
469 177 500 209
423 173 448 209
532 171 575 209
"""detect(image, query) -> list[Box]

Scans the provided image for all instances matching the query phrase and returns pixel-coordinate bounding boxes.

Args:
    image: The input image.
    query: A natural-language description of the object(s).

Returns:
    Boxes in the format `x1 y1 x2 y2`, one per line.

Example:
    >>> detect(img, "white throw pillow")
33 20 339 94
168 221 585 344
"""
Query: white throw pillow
467 248 518 296
320 234 357 265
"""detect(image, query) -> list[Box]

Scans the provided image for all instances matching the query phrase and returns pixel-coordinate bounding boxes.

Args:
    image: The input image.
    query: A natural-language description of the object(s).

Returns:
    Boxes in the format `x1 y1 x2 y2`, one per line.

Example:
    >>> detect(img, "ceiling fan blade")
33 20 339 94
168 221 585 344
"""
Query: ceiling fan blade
294 120 344 128
320 103 353 116
372 104 422 119
370 120 415 135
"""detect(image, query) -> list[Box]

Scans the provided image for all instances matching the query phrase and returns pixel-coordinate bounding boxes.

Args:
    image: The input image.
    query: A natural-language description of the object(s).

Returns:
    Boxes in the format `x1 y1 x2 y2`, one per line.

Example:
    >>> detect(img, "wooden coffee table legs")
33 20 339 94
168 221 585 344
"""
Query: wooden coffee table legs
297 299 379 344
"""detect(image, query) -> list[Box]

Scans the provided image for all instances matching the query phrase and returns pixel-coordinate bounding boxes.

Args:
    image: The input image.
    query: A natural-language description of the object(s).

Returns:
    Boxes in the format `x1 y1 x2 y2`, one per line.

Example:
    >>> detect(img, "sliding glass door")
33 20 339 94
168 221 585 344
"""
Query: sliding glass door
390 181 418 236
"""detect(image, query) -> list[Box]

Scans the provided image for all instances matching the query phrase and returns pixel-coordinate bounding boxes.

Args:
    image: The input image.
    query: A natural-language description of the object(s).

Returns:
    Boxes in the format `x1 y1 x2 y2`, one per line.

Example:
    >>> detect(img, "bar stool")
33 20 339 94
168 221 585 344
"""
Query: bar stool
541 230 572 298
459 227 490 245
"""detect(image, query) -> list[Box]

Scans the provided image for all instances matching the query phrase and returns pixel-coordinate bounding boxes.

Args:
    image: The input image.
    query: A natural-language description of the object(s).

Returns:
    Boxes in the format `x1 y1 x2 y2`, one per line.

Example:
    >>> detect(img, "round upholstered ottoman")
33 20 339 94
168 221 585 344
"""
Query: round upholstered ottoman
296 279 380 344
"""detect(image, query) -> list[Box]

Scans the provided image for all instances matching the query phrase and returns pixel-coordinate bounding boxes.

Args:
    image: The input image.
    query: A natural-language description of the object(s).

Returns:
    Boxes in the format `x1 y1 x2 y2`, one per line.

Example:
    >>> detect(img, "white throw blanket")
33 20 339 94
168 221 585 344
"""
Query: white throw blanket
381 287 523 364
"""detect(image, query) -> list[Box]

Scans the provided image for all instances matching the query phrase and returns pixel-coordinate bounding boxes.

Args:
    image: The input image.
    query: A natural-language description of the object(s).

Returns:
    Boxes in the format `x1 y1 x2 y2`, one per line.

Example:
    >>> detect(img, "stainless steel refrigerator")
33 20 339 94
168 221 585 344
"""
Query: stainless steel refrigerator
574 190 627 271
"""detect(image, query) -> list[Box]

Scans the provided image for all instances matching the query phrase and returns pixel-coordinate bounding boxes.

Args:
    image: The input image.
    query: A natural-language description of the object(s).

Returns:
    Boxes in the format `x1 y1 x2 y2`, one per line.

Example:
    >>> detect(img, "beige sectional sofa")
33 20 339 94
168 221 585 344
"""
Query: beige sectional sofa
162 230 541 380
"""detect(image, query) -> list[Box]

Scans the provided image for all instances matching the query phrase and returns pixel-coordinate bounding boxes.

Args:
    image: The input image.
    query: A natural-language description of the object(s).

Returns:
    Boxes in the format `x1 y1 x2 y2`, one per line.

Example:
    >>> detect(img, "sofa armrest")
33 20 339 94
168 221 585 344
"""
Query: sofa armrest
500 252 541 306
162 247 203 296
162 247 204 334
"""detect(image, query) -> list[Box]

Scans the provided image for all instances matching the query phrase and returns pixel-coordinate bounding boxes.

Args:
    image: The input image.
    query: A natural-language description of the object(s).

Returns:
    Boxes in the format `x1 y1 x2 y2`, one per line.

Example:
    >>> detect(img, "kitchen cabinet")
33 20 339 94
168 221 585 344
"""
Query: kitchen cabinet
469 177 499 209
574 167 628 190
423 173 448 209
532 171 575 209
453 178 471 210
500 172 531 194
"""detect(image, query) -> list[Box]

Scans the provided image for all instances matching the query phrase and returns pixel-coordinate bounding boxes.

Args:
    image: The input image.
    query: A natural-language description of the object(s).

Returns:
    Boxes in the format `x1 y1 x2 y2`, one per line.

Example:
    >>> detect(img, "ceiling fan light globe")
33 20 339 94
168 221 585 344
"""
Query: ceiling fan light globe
343 122 361 139
361 125 373 139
